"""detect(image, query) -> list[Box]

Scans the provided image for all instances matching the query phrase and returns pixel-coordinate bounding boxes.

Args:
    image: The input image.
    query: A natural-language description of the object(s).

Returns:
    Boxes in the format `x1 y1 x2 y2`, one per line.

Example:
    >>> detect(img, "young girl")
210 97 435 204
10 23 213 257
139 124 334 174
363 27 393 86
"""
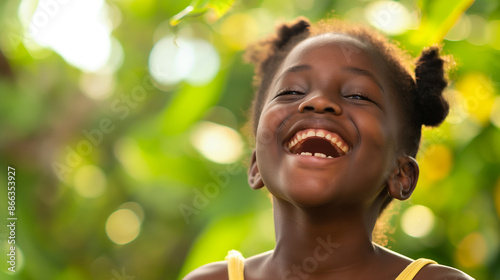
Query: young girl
184 17 474 280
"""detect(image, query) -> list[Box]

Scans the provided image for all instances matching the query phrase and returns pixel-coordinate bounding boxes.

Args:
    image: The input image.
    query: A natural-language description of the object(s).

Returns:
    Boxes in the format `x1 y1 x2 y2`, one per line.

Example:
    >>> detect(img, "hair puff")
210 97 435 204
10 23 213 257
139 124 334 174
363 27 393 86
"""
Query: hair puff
415 46 450 127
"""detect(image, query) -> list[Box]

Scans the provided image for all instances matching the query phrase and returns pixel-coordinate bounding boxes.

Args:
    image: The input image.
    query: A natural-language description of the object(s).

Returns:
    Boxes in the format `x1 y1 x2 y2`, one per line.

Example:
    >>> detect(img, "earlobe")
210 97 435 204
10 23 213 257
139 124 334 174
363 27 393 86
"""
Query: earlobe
387 156 419 200
248 150 265 190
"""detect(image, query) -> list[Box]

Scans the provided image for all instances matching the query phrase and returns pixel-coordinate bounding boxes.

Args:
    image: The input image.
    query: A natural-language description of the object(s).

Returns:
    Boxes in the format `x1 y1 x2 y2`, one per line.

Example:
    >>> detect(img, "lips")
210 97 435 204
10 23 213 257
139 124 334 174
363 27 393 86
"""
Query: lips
286 128 350 158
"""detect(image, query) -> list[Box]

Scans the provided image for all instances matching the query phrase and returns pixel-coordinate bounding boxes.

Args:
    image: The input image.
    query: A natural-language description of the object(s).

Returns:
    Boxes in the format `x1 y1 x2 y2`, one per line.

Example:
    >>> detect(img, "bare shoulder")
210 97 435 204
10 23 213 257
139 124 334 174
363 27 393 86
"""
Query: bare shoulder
415 263 475 280
182 261 228 280
373 245 474 280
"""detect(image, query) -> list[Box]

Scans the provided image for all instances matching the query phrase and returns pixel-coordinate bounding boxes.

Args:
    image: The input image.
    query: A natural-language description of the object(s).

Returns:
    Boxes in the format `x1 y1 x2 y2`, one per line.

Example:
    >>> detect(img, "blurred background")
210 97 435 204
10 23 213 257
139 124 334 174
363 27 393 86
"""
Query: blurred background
0 0 499 279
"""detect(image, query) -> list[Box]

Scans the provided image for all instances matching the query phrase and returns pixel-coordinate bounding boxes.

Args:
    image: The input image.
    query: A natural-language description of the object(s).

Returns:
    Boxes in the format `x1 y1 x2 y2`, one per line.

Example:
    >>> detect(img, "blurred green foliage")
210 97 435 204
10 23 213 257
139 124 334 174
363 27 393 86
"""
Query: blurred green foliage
0 0 499 279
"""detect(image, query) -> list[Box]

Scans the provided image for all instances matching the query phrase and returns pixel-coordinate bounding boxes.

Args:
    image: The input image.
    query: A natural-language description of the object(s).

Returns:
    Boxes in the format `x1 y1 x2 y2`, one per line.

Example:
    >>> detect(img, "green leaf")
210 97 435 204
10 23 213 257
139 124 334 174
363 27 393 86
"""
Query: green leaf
170 0 236 26
206 0 236 18
159 70 227 136
408 0 475 48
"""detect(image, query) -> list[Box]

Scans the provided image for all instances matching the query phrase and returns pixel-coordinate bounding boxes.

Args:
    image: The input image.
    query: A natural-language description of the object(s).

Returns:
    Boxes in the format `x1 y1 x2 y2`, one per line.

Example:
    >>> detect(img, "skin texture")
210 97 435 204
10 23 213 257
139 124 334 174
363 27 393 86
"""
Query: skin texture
183 35 474 280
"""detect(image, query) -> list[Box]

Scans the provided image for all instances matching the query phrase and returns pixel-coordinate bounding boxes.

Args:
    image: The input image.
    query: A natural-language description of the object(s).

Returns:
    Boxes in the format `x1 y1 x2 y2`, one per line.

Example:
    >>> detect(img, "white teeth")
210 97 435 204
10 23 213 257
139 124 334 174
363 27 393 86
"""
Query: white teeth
300 152 312 156
340 144 348 153
288 129 350 156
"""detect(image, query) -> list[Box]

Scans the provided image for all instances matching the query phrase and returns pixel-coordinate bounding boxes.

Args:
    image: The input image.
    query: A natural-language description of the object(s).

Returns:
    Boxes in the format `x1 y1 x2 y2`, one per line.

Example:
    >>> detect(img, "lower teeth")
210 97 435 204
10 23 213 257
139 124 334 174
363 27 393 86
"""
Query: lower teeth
299 152 333 158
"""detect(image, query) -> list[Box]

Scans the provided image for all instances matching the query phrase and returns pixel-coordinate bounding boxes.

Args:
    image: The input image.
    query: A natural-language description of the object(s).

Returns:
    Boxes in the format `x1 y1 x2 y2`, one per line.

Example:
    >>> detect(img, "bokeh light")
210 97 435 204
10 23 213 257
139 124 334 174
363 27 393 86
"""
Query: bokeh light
495 177 500 219
73 165 107 198
489 20 500 50
190 121 244 164
455 232 487 268
78 72 116 100
490 97 500 128
466 15 491 46
114 137 151 180
105 208 142 245
419 144 453 183
455 72 495 125
445 14 471 41
401 205 435 238
364 1 412 35
219 12 259 50
19 0 116 72
148 36 220 86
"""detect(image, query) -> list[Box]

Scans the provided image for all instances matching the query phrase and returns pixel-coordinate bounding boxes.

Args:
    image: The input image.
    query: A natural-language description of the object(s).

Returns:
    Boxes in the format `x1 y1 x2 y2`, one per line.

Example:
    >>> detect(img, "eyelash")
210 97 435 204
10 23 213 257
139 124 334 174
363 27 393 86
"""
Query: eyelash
275 89 305 98
275 89 378 106
346 92 371 101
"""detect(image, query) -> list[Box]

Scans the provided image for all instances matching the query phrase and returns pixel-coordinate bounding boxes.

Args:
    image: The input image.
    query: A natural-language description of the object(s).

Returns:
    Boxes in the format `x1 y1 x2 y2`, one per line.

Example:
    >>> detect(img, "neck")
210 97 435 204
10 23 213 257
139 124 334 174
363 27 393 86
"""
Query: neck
269 198 381 278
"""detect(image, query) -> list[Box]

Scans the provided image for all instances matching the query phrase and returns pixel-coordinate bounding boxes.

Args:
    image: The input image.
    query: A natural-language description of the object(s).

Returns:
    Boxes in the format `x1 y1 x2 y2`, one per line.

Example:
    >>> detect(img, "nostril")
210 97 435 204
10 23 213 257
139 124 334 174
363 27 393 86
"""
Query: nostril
325 107 335 113
303 106 315 111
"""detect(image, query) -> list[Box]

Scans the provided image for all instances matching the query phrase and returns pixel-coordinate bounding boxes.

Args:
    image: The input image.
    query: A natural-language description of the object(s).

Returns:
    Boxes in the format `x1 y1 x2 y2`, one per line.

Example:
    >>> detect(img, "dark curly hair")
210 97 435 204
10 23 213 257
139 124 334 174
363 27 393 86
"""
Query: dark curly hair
244 17 452 158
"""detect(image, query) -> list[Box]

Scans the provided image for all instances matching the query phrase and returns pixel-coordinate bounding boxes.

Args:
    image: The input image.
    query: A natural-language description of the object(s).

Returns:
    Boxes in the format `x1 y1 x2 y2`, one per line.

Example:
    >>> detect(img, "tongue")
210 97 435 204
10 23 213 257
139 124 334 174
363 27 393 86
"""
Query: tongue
291 137 342 158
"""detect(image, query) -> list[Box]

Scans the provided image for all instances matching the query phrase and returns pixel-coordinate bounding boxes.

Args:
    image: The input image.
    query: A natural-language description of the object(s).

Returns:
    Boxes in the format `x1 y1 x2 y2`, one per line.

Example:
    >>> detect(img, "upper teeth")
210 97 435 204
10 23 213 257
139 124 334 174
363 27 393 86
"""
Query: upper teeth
288 129 349 154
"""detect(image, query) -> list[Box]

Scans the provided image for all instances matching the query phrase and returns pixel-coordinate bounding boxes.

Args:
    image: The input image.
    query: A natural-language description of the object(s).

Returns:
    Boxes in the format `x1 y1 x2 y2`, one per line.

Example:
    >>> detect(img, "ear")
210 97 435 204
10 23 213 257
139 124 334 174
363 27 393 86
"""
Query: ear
248 150 265 190
387 156 419 200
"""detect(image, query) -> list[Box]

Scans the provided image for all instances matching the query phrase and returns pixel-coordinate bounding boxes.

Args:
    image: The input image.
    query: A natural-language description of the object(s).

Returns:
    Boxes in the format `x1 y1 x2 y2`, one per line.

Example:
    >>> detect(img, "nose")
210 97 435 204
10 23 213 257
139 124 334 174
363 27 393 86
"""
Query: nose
298 93 342 115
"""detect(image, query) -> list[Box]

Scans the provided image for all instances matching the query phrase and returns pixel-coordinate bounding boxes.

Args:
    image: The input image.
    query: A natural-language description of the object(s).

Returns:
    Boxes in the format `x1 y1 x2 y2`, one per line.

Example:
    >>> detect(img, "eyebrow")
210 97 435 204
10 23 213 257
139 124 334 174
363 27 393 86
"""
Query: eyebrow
342 66 384 92
275 64 311 84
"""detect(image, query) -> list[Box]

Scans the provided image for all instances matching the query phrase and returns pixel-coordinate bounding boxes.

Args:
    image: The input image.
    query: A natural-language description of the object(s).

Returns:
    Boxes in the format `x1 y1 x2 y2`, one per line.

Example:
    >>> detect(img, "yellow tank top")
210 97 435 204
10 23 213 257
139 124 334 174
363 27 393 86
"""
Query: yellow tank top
225 250 436 280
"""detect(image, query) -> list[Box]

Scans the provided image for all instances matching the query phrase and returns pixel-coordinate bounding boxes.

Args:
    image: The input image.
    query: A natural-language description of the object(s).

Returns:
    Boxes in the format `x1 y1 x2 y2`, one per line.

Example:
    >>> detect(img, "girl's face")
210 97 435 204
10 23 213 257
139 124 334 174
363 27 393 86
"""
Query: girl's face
253 34 405 209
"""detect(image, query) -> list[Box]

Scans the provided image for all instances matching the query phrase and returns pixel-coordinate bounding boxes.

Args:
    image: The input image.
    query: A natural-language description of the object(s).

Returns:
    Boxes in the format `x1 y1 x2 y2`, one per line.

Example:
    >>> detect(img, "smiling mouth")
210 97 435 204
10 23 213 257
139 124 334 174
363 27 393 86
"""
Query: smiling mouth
287 129 350 158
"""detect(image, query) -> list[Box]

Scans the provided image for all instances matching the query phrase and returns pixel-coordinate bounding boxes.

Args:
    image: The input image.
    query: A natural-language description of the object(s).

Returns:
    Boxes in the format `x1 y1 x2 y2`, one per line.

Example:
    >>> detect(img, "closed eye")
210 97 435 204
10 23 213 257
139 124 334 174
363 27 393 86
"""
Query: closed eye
275 89 305 98
346 93 370 101
345 93 377 103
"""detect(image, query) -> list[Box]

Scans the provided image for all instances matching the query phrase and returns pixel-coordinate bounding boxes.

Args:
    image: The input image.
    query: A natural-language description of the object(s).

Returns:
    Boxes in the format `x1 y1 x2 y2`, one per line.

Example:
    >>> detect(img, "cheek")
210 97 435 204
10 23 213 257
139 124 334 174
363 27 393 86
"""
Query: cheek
353 111 396 177
255 104 289 147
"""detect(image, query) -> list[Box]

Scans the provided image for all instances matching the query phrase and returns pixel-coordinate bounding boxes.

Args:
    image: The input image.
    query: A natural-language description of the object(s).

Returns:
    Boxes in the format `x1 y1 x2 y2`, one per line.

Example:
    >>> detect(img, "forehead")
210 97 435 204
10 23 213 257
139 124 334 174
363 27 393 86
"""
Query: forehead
279 33 383 77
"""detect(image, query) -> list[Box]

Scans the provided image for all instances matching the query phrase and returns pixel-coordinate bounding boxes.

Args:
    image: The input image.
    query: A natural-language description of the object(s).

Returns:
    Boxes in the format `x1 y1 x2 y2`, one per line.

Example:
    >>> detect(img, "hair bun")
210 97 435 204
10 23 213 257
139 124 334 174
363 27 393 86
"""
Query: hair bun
414 46 450 127
273 17 311 50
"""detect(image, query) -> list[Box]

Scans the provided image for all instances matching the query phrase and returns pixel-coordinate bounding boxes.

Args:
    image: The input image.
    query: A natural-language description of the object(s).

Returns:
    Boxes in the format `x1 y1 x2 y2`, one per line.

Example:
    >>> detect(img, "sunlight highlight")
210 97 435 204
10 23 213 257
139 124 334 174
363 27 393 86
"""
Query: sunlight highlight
113 138 151 180
365 1 412 35
78 72 116 100
190 121 244 164
455 72 495 125
19 0 115 72
219 13 259 50
494 177 500 220
466 15 491 46
148 36 220 86
73 165 107 198
419 144 453 183
455 232 487 268
445 14 471 41
401 205 435 238
490 97 500 129
105 208 141 245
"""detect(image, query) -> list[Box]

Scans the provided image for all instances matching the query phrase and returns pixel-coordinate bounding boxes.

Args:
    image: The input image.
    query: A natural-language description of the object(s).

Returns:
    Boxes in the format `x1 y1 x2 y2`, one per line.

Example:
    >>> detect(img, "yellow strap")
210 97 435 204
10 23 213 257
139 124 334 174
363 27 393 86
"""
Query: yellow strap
225 250 245 280
395 258 437 280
